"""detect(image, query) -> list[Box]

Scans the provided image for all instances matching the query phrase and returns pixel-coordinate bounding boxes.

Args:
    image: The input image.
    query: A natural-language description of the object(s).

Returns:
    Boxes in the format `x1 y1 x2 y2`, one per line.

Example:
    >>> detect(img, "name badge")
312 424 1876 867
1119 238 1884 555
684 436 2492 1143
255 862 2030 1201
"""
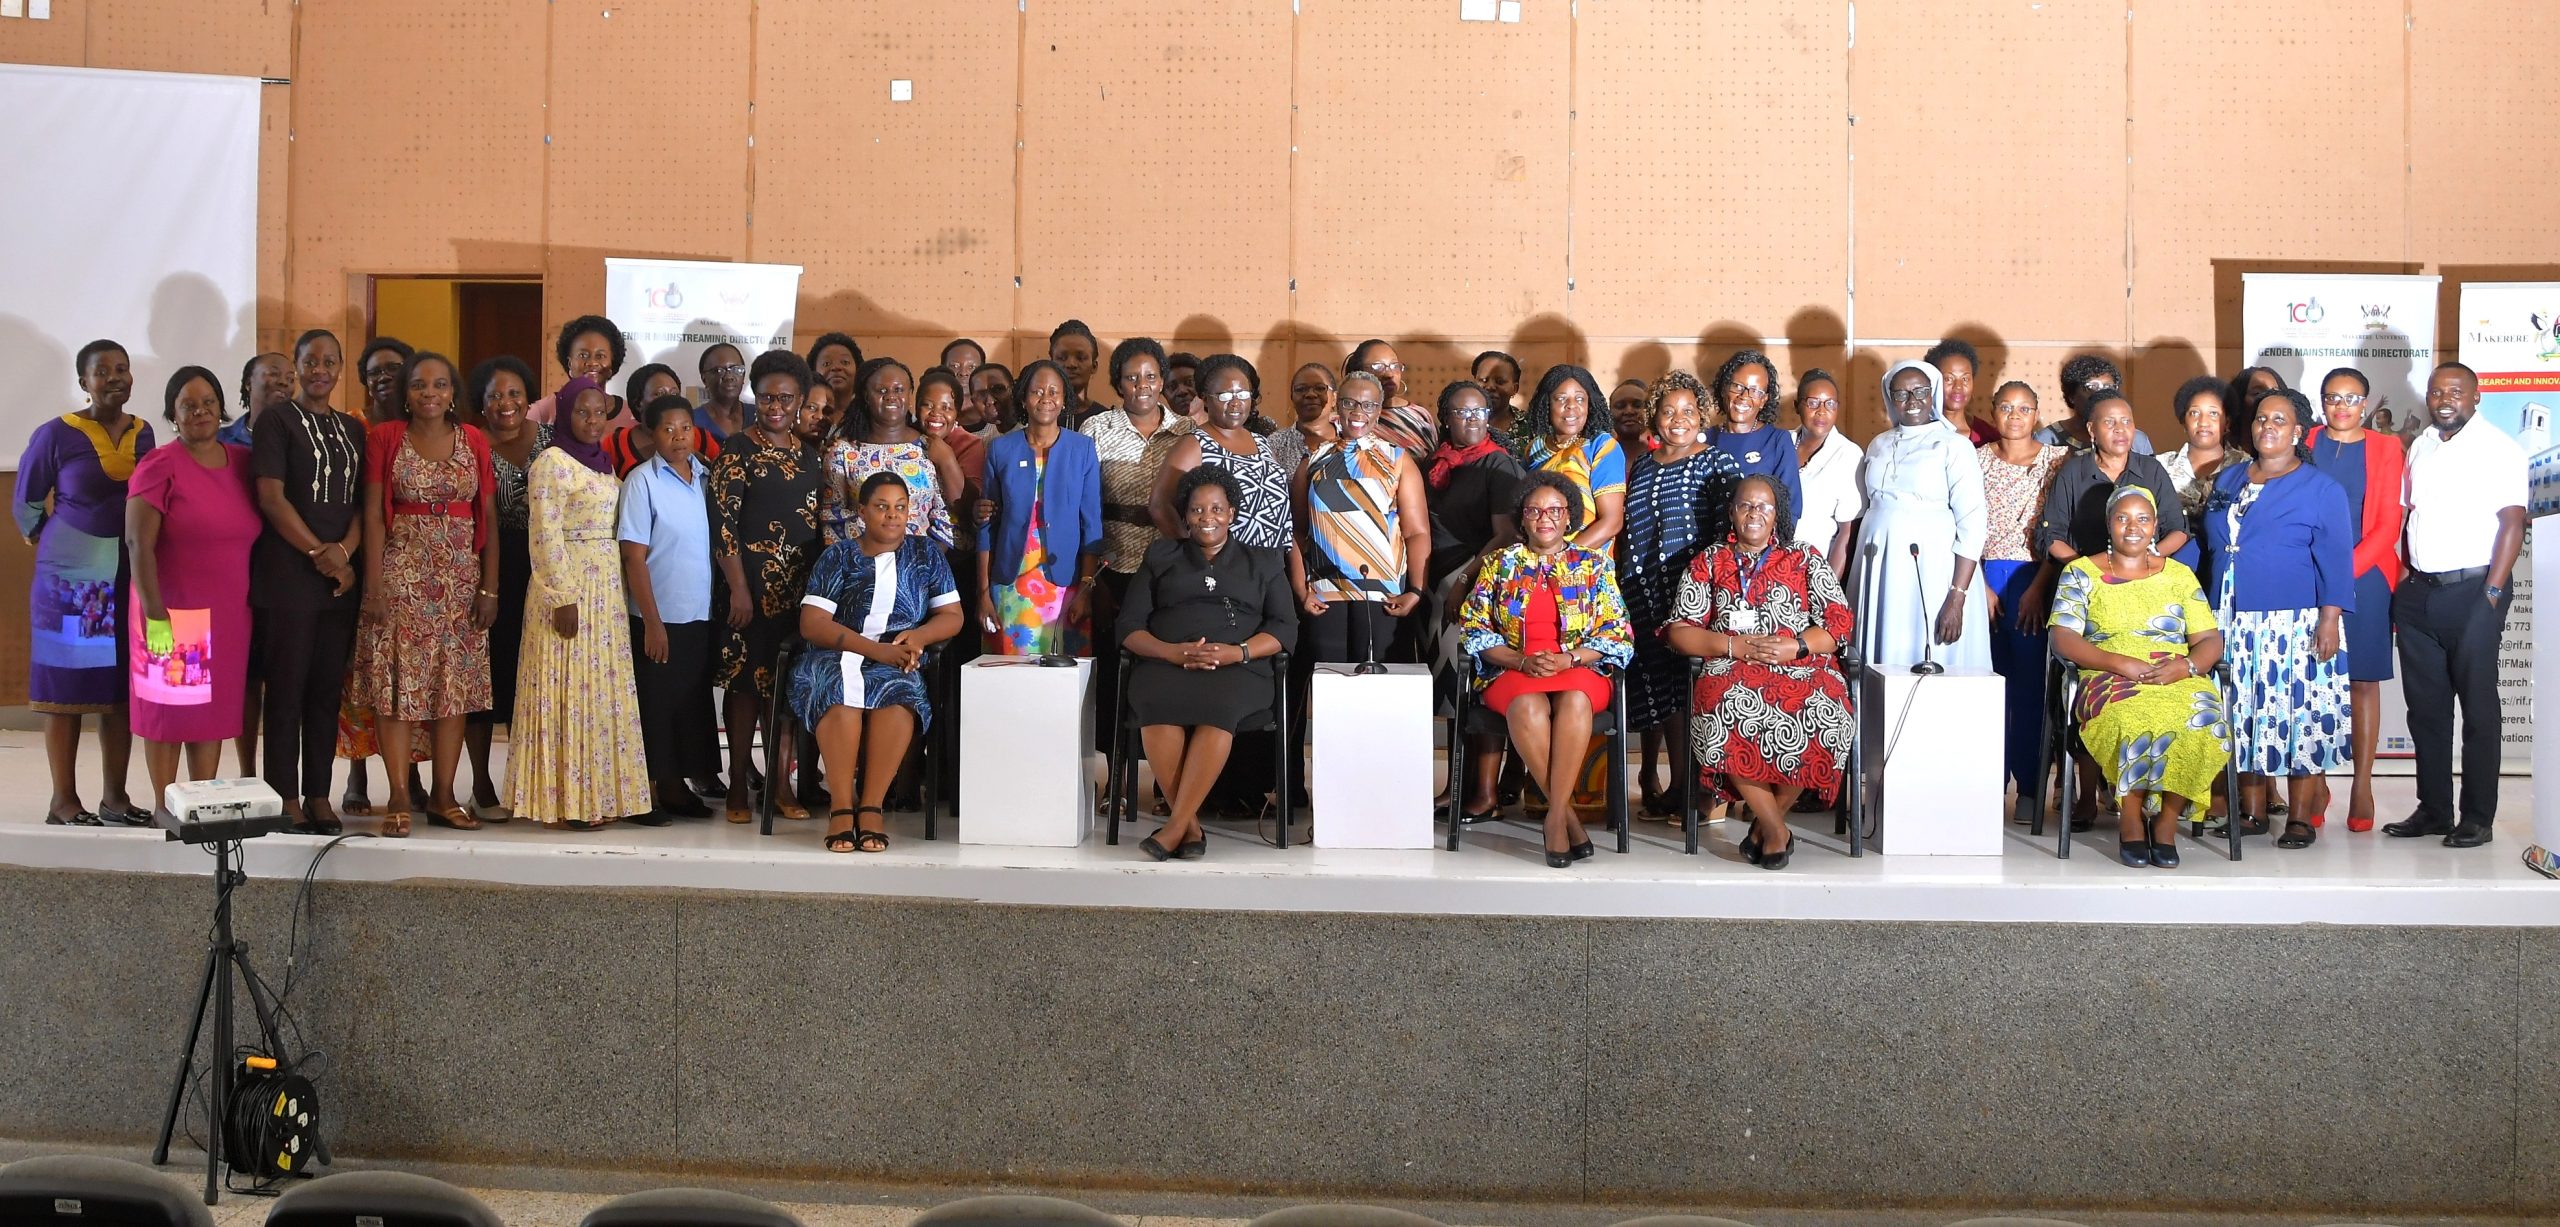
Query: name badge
1728 608 1763 634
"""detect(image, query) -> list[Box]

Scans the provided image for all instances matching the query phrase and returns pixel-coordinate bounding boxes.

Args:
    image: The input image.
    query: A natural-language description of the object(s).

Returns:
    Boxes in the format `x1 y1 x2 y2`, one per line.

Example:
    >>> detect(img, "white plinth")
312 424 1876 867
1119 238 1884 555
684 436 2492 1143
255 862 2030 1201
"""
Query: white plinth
1860 664 2006 856
958 657 1094 847
1311 663 1436 849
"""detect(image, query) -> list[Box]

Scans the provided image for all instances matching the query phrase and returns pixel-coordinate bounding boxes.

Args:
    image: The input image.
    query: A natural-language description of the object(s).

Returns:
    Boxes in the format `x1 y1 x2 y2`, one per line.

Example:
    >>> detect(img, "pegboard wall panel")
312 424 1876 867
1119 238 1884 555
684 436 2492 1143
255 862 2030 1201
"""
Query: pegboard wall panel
751 0 1017 340
1293 0 1570 338
544 0 752 328
256 87 289 346
86 0 289 76
2409 0 2558 265
1019 0 1292 342
2127 1 2405 358
286 0 548 335
0 0 84 66
1568 0 1847 339
1849 0 2127 344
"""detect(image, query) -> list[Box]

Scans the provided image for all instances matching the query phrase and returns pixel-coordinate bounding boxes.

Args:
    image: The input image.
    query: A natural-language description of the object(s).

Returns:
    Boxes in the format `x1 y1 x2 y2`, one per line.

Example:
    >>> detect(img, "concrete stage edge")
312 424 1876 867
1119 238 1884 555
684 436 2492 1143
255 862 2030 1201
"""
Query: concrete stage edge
3 847 2552 1219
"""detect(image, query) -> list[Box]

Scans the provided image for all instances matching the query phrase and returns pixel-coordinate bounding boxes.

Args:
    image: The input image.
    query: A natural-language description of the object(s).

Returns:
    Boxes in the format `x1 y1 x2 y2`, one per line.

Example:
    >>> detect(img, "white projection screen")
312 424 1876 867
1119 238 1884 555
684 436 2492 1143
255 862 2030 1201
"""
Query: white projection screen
0 64 260 450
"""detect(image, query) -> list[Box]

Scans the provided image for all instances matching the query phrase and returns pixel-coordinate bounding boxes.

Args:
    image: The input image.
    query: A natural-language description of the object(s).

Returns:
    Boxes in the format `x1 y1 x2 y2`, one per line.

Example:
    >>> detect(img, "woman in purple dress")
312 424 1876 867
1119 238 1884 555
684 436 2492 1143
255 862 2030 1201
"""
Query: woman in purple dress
15 339 155 826
126 366 262 818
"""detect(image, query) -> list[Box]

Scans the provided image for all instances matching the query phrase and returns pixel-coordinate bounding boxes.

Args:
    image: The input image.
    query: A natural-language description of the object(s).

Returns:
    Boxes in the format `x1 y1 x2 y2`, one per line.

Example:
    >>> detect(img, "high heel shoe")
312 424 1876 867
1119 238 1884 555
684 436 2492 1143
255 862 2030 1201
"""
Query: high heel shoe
1545 847 1574 869
2118 837 2152 868
1569 840 1594 861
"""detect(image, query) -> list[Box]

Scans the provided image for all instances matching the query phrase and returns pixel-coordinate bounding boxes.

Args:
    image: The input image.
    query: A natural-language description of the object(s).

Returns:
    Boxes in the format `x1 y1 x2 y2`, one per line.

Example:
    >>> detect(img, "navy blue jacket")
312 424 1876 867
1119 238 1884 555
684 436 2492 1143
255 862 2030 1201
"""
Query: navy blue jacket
2201 462 2356 614
977 428 1104 589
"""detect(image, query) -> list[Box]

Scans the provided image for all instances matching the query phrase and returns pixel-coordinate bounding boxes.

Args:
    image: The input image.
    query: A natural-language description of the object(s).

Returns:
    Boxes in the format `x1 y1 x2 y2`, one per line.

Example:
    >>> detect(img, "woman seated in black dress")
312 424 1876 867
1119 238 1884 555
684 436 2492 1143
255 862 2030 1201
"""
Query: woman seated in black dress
1118 466 1298 861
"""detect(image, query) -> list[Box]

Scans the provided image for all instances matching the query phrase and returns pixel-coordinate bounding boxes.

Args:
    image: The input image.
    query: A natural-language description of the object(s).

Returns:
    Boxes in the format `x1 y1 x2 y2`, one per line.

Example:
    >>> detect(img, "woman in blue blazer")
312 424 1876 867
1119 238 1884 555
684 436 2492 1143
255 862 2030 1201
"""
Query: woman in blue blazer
2201 388 2355 848
976 360 1105 655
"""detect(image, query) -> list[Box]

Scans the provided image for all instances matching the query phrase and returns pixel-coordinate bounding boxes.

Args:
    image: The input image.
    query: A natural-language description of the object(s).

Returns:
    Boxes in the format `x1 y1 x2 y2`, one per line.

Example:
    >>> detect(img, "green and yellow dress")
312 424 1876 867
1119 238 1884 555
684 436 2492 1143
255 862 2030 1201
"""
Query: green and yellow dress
2047 556 2230 805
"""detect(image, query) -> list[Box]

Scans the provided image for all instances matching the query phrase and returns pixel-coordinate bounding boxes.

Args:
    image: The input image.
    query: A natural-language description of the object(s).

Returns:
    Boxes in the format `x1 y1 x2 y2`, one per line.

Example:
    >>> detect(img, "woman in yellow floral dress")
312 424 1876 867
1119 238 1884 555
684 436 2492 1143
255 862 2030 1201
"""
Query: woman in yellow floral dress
2047 484 2229 869
509 376 652 829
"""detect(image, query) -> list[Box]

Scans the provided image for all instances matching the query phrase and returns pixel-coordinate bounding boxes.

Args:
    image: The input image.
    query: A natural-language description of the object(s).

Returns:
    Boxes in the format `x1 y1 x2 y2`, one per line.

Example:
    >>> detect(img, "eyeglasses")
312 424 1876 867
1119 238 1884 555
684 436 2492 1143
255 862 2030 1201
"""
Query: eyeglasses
1210 389 1255 405
1889 387 1934 405
1339 398 1384 413
1450 406 1490 420
1367 361 1406 374
1798 397 1839 412
1734 500 1777 516
708 364 747 378
1521 506 1571 522
1725 386 1771 403
2322 392 2367 405
759 393 802 410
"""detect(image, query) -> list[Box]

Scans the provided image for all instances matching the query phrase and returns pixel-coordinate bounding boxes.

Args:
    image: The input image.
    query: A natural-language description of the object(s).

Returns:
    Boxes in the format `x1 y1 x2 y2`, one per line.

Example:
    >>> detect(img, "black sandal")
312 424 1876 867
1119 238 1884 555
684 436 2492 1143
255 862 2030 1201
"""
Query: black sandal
2277 818 2317 849
824 808 860 854
853 805 889 853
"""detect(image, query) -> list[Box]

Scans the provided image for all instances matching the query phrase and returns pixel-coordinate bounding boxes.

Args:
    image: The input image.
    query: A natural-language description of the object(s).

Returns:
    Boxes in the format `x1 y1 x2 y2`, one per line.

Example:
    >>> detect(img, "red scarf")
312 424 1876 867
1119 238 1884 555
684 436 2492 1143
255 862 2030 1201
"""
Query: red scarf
1426 436 1503 491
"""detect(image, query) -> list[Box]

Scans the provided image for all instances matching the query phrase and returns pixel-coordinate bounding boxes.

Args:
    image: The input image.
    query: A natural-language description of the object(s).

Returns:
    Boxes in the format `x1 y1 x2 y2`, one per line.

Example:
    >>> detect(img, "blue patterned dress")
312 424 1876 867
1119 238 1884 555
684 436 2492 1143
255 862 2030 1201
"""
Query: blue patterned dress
786 535 960 732
2213 483 2351 776
1619 447 1742 729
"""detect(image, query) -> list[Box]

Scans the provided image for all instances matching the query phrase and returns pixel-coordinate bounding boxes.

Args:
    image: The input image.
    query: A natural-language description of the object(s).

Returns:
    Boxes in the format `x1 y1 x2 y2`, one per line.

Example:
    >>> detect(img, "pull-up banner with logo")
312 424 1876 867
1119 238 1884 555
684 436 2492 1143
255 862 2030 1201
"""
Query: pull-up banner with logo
2454 281 2560 783
603 257 804 403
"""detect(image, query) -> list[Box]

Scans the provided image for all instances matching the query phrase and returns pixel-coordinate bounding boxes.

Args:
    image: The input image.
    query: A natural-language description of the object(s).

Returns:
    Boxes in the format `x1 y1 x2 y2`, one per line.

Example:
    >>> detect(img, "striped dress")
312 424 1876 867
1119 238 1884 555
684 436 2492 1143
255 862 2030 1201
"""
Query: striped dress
1303 438 1407 600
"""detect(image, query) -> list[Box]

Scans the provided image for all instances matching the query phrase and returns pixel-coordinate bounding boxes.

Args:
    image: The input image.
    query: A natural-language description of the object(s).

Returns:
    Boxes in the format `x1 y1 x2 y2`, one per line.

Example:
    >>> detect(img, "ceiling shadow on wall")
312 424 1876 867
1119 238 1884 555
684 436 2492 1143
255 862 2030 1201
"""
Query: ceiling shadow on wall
1511 313 1588 371
2436 264 2560 360
1691 321 1761 379
1614 343 1673 386
2129 336 2209 441
2210 257 2423 358
1398 332 1470 404
1172 314 1235 358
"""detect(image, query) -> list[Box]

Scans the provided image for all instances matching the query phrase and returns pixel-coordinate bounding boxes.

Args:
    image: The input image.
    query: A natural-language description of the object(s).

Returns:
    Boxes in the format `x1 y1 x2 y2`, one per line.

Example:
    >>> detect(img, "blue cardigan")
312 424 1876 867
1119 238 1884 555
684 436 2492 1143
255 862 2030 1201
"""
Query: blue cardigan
2201 462 2356 615
976 428 1104 588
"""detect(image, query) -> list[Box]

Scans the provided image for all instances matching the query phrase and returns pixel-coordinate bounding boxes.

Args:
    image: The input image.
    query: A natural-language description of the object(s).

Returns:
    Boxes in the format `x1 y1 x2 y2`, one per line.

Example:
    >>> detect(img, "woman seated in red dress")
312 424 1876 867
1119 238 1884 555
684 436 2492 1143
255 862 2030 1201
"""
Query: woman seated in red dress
1665 474 1856 870
1456 472 1634 868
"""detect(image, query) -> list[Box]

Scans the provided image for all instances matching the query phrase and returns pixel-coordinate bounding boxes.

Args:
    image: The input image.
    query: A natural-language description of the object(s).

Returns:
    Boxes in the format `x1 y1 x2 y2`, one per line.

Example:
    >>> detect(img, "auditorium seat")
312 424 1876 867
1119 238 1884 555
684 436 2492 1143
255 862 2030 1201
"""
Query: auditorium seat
0 1154 214 1227
907 1194 1126 1227
580 1187 801 1227
1604 1216 1762 1227
1247 1206 1451 1227
263 1170 502 1227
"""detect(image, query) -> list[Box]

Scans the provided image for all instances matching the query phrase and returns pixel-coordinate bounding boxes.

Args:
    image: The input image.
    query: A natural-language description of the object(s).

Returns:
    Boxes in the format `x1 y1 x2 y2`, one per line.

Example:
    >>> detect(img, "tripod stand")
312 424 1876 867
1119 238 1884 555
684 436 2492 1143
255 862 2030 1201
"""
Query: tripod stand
150 837 326 1205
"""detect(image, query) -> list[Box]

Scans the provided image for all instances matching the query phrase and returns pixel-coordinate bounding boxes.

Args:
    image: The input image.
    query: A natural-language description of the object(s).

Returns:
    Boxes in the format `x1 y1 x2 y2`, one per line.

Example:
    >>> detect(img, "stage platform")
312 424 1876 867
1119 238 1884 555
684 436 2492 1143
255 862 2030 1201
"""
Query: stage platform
0 727 2547 926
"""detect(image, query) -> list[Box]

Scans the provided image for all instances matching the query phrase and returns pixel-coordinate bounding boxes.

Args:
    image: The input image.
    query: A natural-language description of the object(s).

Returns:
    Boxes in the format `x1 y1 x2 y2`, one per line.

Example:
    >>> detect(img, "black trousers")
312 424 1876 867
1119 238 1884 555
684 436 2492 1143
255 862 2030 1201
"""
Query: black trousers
1305 599 1402 667
258 605 358 801
2393 574 2512 829
631 618 718 784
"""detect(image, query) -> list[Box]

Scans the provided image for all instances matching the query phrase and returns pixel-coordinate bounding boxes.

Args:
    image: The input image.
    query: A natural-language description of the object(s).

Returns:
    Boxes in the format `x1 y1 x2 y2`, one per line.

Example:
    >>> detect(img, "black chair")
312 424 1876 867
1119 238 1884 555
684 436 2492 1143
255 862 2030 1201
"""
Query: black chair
1247 1209 1450 1227
759 640 954 839
2026 640 2245 861
1106 648 1294 848
581 1187 801 1227
1441 666 1631 853
908 1195 1125 1227
263 1170 501 1227
1674 645 1865 857
0 1154 212 1225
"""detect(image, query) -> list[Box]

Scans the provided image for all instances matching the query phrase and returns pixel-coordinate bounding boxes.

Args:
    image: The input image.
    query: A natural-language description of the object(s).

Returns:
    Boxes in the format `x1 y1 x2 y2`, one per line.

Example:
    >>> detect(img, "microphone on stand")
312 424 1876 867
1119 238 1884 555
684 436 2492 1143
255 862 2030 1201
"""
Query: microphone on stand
1354 564 1387 675
1908 542 1944 676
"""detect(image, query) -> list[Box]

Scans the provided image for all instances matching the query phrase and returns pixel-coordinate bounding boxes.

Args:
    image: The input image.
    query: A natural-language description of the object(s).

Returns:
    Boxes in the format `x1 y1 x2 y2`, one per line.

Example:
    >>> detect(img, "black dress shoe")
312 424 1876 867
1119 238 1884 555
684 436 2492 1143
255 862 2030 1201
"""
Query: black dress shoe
2444 824 2494 849
2383 812 2454 839
1177 836 1206 860
1544 848 1574 868
690 775 728 798
1569 840 1594 861
627 810 673 827
661 793 713 819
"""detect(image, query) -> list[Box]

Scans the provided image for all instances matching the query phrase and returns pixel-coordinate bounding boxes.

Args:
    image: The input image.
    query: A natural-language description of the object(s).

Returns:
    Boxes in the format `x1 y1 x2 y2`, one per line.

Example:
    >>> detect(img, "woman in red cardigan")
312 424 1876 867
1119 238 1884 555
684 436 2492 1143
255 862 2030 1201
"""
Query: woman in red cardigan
2306 366 2407 832
348 351 501 836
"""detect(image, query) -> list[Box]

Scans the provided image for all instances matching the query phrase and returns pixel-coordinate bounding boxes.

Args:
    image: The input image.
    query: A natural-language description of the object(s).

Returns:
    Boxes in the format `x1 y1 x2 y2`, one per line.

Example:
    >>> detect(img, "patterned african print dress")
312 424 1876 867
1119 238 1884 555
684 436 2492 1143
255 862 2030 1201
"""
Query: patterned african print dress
478 422 551 725
1194 428 1292 550
15 413 154 713
509 449 652 826
987 452 1087 656
710 434 824 699
348 434 493 721
1620 447 1743 730
786 535 960 732
820 437 953 547
1670 542 1856 801
2047 557 2230 804
1525 434 1629 540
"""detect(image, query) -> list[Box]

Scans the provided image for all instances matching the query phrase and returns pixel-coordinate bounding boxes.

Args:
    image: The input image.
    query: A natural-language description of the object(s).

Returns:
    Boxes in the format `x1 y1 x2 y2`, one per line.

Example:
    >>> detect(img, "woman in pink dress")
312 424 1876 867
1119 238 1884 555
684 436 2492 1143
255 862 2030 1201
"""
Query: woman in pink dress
126 366 262 818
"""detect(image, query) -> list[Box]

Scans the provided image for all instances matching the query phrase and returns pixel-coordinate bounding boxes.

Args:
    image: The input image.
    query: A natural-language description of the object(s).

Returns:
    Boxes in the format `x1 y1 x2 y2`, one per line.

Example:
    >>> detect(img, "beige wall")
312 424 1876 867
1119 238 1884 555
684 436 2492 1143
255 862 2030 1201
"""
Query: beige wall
6 0 2555 433
3 0 2555 696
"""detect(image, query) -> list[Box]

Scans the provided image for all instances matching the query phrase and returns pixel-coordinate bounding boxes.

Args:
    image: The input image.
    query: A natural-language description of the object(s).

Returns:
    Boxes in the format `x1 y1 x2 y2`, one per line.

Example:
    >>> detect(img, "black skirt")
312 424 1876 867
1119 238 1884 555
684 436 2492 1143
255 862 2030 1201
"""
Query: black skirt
1127 657 1275 732
469 524 533 726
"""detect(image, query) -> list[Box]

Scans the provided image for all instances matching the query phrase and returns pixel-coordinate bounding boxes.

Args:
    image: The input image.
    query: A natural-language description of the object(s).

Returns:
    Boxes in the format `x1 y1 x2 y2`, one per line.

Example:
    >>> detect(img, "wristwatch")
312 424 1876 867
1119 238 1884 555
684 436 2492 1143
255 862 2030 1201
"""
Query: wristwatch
2487 583 2509 601
1790 629 1810 660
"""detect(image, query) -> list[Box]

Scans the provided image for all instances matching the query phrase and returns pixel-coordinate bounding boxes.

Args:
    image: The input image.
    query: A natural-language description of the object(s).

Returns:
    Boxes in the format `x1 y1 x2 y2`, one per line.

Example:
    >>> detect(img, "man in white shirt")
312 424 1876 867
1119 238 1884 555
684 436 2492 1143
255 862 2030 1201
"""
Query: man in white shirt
2386 362 2528 847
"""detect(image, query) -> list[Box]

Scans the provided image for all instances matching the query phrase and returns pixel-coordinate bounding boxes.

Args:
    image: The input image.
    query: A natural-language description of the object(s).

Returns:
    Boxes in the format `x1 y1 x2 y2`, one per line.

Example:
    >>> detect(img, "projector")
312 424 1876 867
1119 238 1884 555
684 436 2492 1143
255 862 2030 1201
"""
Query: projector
161 778 292 845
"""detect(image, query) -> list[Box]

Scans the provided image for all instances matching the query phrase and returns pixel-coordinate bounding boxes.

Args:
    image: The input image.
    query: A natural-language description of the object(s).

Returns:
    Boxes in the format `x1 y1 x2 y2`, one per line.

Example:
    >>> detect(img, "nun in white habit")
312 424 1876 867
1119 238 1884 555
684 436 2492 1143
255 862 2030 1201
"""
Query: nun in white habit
1851 359 1991 671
